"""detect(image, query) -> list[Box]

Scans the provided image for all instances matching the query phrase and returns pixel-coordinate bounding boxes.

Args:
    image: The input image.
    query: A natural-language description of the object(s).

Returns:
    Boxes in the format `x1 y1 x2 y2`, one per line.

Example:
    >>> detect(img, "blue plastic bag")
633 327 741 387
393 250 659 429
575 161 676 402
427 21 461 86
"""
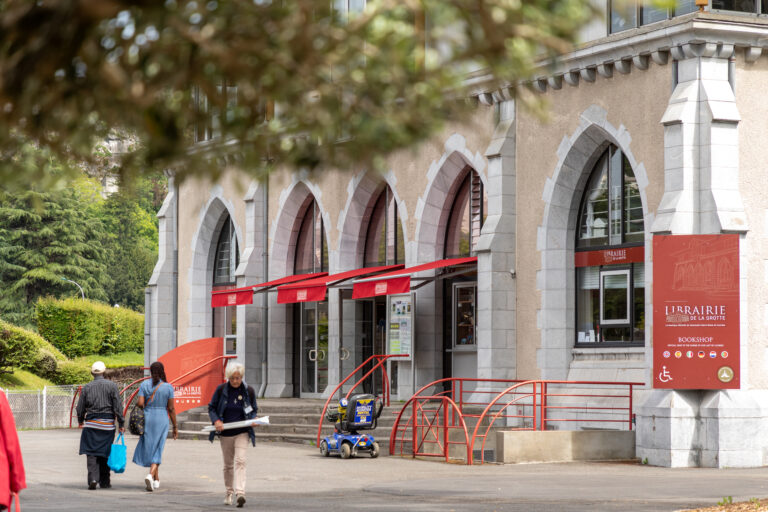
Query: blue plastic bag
107 433 126 473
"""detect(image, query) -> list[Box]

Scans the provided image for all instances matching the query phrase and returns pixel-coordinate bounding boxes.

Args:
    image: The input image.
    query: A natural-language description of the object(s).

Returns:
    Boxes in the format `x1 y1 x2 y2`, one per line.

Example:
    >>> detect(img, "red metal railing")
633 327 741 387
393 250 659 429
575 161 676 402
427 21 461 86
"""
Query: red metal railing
388 377 523 457
69 356 235 427
391 396 471 463
316 354 408 446
121 355 236 417
389 378 642 464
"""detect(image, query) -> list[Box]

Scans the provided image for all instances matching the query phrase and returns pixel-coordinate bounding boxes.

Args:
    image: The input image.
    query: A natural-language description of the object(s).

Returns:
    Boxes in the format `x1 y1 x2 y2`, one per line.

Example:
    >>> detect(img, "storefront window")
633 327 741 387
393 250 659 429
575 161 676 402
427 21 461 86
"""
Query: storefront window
575 145 644 346
212 215 239 353
295 199 328 275
445 170 487 258
453 284 476 346
364 187 404 267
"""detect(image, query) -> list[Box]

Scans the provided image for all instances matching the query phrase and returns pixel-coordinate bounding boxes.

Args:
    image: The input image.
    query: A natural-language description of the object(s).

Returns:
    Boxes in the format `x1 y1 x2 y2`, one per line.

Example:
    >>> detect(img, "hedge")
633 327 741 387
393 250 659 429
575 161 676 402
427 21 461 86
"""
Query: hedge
37 298 143 357
0 320 67 380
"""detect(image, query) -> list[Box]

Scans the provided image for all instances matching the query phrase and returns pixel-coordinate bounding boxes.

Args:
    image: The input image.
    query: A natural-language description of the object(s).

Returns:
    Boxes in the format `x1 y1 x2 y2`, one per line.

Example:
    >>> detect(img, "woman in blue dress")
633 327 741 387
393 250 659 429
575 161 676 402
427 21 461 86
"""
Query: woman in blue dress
132 361 177 492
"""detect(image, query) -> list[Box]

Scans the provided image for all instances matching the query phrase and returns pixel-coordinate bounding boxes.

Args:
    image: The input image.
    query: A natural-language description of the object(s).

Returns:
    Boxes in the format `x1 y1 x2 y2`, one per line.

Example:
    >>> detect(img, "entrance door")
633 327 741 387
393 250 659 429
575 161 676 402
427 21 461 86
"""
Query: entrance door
300 301 329 396
339 292 386 396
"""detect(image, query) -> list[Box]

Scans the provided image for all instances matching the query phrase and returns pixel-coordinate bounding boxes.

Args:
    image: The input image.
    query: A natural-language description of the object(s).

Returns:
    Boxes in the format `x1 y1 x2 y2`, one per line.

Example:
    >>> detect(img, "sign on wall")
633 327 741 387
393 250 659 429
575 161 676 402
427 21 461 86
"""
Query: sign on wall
159 337 226 413
387 293 413 360
652 235 740 389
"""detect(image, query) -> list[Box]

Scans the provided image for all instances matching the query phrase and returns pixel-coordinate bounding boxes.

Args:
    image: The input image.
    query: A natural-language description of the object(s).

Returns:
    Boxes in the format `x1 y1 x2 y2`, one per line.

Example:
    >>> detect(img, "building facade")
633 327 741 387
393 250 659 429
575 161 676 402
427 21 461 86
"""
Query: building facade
147 9 768 467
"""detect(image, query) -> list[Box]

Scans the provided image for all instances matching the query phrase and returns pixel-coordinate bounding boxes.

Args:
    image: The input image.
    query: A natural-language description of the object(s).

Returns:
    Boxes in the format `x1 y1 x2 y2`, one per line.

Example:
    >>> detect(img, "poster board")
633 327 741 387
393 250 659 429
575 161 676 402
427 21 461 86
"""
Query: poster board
652 235 740 389
387 293 414 361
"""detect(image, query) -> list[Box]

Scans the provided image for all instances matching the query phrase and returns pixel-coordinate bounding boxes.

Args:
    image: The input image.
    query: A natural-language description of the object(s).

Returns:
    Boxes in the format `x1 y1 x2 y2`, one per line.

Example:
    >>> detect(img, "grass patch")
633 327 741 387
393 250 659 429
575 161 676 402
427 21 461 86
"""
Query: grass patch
71 352 144 368
0 369 57 390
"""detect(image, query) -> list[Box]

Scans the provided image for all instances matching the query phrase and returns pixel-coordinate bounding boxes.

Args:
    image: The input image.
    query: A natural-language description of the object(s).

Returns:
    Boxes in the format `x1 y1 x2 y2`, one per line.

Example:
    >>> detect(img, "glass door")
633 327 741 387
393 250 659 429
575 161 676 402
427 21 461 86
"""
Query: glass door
300 301 329 396
340 291 372 395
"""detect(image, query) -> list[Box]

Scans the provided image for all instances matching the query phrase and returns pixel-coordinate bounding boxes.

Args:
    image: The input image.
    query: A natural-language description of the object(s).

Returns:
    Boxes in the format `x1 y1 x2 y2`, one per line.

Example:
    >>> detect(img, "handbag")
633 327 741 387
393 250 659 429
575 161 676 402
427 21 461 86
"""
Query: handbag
128 384 159 436
107 433 127 473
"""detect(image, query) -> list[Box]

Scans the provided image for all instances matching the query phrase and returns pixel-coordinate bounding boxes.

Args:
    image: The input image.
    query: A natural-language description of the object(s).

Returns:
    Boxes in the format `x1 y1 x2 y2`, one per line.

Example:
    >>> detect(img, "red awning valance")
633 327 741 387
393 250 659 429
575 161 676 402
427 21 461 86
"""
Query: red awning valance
211 272 327 308
276 265 404 304
352 257 477 299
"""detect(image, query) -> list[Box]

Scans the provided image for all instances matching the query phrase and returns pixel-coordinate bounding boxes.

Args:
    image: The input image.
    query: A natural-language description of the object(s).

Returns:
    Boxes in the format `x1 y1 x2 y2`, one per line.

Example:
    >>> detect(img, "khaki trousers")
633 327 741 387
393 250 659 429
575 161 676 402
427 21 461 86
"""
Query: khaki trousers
219 432 248 496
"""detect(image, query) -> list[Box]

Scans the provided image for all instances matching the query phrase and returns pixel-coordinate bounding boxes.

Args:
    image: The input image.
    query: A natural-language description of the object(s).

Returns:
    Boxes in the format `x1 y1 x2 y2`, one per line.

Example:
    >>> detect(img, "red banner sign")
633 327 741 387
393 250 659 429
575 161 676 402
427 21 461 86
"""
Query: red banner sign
159 337 227 414
652 235 740 389
574 246 645 267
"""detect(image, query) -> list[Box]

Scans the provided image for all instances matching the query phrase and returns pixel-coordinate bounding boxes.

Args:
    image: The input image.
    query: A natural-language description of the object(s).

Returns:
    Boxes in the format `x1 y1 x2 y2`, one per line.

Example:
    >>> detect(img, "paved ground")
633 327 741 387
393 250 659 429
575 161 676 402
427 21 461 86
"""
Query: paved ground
18 429 768 511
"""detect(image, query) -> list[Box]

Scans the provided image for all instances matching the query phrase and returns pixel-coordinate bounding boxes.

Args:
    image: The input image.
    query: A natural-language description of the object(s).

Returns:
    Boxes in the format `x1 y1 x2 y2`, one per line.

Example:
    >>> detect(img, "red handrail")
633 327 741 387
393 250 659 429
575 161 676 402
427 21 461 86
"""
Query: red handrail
389 378 642 464
122 355 236 417
316 354 409 446
69 386 83 428
69 355 235 426
400 395 471 463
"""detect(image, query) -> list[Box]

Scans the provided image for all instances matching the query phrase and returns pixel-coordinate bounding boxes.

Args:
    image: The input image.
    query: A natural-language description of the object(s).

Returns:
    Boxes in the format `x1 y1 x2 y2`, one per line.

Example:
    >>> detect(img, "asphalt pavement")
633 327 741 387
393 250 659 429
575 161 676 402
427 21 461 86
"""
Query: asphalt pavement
18 429 768 511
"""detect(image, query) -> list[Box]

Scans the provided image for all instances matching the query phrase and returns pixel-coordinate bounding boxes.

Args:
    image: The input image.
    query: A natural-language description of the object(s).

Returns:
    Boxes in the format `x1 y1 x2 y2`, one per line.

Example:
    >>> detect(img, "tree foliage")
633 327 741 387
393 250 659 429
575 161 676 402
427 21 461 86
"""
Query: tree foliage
0 0 594 190
0 161 111 327
97 174 164 310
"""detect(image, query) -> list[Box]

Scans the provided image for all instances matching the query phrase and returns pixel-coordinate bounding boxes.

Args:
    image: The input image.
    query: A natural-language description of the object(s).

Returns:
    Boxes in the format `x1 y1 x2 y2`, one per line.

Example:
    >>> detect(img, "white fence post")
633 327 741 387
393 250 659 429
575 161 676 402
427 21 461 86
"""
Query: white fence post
42 386 47 429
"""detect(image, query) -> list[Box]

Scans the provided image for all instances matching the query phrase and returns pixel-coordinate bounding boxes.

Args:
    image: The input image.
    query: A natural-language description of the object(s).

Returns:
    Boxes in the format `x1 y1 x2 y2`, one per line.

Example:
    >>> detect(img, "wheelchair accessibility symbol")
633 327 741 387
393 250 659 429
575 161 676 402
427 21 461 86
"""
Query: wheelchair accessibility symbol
658 366 673 383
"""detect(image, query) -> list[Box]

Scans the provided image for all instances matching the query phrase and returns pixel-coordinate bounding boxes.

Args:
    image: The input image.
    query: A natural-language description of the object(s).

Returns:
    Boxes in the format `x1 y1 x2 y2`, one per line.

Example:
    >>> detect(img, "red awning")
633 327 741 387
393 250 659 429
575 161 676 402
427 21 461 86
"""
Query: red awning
352 257 477 299
211 272 327 308
276 265 404 304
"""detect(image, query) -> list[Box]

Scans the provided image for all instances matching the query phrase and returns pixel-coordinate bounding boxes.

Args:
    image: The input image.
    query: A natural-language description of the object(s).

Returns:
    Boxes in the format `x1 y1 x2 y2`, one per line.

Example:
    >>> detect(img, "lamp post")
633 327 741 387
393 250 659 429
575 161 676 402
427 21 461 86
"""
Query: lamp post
61 277 85 300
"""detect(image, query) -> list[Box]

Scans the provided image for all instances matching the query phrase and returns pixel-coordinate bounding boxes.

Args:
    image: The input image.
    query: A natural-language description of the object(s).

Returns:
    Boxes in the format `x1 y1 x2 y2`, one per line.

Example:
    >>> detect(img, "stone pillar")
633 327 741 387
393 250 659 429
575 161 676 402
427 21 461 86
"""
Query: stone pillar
235 182 266 385
637 43 755 468
475 100 517 382
146 181 177 367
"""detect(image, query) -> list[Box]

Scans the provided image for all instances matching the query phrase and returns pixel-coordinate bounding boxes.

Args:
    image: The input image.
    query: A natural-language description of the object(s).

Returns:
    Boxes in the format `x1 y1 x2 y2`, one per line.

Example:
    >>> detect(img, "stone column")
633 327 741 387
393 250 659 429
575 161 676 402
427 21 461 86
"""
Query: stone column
235 182 266 385
145 181 177 367
637 43 755 468
475 100 517 382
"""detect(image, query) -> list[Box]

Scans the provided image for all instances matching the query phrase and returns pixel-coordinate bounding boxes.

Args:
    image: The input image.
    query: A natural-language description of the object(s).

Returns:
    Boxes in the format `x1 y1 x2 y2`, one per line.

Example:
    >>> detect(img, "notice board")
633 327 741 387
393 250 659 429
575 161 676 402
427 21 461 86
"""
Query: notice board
387 293 413 361
652 235 740 389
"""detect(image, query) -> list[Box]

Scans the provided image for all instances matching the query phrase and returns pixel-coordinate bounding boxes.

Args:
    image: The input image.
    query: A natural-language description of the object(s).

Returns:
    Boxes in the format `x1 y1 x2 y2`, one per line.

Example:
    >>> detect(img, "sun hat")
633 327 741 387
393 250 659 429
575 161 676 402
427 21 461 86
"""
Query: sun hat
91 361 106 374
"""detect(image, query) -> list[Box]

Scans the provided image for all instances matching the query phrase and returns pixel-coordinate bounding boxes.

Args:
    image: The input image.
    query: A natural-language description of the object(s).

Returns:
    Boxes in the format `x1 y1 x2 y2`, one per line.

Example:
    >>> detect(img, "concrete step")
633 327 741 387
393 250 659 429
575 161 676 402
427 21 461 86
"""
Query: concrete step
175 399 405 450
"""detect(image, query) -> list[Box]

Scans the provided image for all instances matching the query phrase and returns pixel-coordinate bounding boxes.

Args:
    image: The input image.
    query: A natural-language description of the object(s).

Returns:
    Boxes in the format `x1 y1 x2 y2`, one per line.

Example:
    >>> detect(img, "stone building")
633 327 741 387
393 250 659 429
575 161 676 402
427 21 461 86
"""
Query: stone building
146 6 768 467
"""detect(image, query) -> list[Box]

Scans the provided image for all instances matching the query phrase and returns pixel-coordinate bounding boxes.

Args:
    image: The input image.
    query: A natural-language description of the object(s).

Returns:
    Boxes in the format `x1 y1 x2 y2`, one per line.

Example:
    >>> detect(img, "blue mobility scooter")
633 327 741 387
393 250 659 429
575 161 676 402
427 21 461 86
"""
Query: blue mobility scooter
320 394 383 459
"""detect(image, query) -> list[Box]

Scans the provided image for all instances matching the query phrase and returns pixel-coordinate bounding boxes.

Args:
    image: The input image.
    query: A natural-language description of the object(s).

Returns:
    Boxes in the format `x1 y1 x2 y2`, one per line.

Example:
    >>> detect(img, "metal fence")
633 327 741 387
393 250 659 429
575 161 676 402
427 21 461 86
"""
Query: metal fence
4 385 83 429
3 379 142 429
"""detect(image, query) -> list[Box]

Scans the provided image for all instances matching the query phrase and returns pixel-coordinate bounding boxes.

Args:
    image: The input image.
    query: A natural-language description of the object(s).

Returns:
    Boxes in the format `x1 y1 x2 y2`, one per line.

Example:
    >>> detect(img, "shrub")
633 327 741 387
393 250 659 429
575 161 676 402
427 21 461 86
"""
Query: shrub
56 360 93 385
37 298 143 357
0 320 66 378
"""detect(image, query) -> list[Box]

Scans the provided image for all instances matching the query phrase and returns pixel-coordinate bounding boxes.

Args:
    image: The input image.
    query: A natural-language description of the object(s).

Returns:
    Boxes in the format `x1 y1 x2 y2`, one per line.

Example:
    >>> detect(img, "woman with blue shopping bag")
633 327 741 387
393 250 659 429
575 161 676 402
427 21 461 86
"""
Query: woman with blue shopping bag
132 362 177 492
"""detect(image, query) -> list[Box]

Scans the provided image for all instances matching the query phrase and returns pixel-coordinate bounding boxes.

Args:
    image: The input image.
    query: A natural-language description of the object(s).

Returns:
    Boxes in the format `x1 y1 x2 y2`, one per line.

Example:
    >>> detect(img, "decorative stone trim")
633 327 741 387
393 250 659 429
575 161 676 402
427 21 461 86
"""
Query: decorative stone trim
468 14 768 102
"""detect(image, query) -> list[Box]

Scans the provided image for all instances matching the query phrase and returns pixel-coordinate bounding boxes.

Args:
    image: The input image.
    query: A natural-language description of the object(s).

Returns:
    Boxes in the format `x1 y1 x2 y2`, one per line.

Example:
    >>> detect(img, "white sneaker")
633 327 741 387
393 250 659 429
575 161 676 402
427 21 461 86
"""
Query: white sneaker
152 480 160 490
224 493 234 505
144 474 153 492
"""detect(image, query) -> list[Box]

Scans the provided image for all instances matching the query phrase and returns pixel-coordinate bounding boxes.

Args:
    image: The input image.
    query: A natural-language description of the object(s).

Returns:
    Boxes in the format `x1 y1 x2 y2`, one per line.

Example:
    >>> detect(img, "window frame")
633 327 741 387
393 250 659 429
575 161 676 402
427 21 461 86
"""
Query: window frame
574 145 645 348
599 268 631 325
444 169 486 259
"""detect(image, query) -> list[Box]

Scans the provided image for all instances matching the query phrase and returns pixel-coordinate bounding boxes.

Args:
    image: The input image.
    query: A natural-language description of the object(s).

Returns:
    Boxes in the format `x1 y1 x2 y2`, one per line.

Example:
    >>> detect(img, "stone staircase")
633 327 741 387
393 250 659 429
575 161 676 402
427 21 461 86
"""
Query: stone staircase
177 398 403 454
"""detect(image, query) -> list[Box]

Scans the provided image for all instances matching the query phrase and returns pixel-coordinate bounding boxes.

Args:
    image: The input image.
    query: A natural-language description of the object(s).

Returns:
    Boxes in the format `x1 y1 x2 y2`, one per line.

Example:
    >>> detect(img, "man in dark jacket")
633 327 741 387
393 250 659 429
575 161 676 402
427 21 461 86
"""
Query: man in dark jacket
76 361 124 490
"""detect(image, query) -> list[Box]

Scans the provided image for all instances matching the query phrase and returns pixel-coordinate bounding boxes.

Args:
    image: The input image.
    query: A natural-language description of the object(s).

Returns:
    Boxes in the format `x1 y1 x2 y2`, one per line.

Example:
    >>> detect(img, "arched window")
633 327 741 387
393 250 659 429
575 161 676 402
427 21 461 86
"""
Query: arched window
364 186 404 267
295 199 328 275
212 215 239 353
444 170 487 258
575 146 644 345
213 216 239 285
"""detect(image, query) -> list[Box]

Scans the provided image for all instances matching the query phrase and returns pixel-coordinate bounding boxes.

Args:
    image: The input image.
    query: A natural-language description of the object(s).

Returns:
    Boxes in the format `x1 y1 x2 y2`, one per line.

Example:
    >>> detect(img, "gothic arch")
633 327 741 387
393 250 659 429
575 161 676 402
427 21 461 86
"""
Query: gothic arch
414 136 488 263
270 179 330 278
537 106 651 379
337 171 408 270
186 191 242 342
